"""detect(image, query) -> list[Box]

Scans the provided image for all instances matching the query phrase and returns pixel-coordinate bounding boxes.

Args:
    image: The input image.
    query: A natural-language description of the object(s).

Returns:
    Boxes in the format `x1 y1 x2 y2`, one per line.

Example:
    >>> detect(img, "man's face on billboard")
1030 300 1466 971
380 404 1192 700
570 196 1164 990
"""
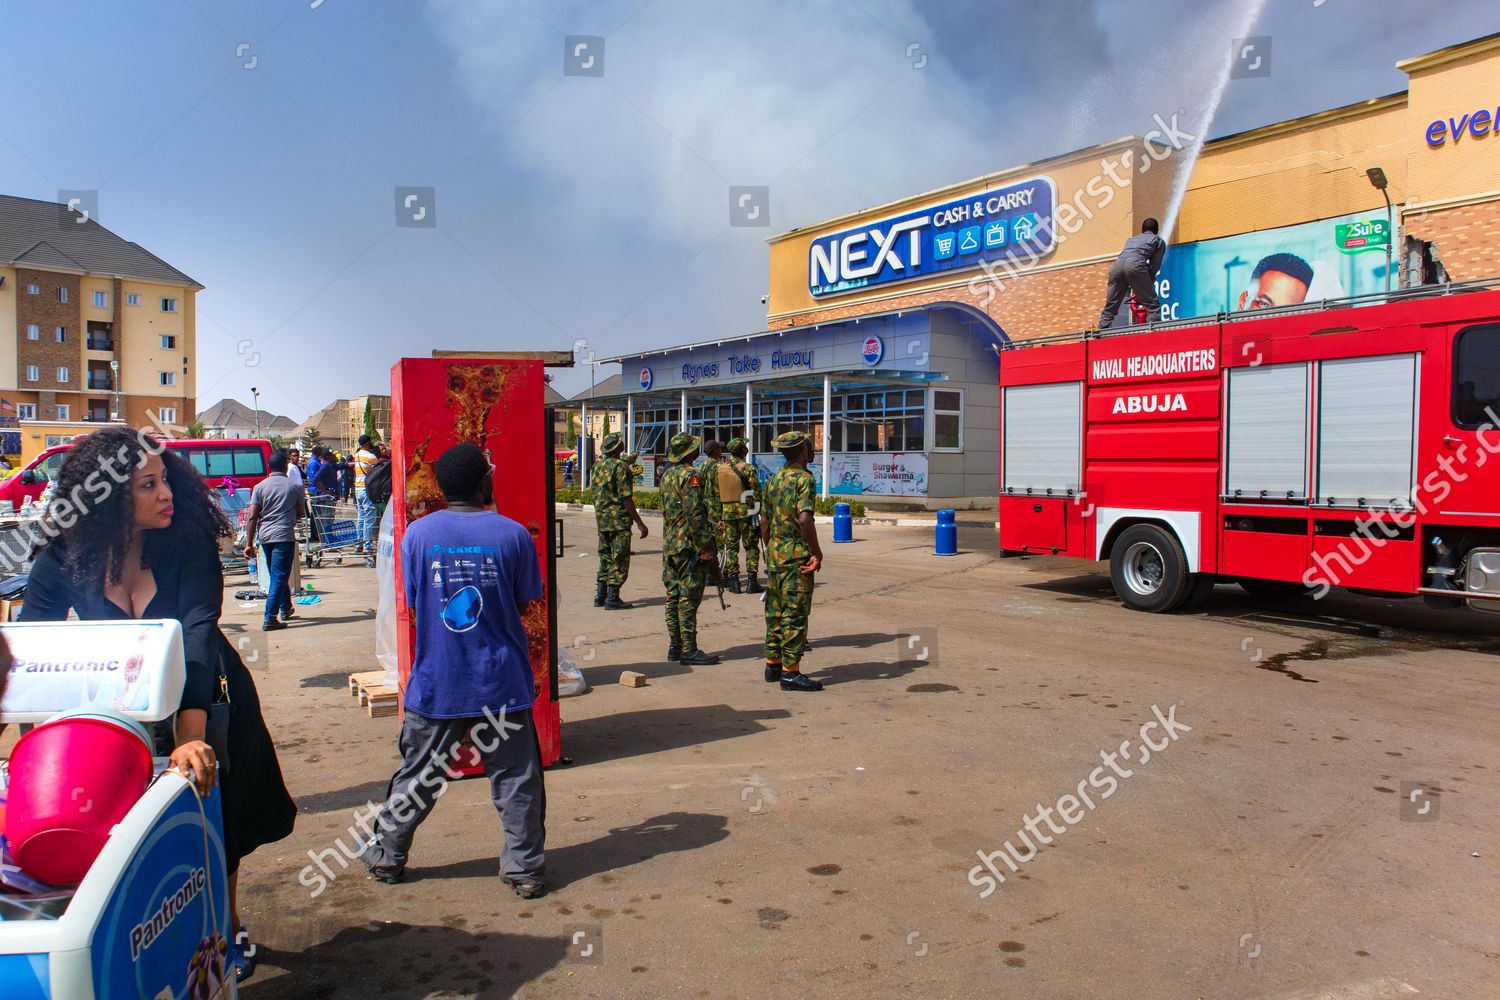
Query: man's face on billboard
1239 270 1310 310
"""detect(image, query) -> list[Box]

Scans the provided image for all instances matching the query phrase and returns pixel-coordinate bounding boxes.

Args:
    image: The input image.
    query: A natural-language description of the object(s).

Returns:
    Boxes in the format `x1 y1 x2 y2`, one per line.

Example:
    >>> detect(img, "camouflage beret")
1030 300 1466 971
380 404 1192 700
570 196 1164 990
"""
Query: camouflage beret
726 437 747 453
772 430 808 451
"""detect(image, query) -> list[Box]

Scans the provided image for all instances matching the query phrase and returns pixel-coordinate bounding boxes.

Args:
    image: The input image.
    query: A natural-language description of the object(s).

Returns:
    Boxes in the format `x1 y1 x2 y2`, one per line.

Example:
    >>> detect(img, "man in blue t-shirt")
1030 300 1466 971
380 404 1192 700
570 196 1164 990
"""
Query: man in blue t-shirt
361 443 548 897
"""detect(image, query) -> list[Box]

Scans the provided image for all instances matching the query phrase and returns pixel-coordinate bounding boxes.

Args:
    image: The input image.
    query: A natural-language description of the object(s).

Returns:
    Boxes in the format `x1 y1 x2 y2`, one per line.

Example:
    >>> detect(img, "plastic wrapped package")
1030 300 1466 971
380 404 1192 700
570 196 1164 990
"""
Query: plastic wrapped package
557 646 588 697
374 503 398 688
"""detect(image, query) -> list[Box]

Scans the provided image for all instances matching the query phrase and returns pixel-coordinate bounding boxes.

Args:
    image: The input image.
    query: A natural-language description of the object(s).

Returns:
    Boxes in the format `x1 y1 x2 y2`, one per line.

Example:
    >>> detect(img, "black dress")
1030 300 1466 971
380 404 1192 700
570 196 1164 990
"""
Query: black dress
20 533 297 873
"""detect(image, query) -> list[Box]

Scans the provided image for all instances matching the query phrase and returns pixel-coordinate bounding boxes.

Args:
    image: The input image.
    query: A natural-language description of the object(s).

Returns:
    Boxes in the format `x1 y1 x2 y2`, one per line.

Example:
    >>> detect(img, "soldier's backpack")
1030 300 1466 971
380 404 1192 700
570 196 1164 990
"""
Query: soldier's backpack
717 461 745 505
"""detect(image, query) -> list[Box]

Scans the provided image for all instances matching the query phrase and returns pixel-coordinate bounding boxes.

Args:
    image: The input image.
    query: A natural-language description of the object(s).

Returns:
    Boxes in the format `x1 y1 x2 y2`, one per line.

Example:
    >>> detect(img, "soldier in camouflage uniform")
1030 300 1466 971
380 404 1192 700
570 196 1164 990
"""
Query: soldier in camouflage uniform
592 432 648 610
659 432 722 665
760 430 824 691
716 437 761 594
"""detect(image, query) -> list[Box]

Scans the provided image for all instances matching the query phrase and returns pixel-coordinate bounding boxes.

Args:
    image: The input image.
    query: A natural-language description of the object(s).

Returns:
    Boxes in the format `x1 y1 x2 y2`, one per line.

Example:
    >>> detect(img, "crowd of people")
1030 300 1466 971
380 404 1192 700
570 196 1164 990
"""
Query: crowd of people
273 435 392 556
590 428 825 691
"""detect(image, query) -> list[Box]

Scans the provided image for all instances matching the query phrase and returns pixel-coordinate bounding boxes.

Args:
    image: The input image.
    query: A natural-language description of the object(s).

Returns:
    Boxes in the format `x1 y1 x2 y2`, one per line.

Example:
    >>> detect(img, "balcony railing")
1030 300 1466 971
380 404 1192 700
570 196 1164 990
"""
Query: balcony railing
85 337 115 352
87 375 114 390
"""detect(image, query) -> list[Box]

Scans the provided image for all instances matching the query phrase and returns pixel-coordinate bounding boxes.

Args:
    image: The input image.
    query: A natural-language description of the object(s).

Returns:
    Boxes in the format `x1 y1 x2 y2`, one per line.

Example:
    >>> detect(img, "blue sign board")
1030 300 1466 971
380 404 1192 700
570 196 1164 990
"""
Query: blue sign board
808 176 1056 297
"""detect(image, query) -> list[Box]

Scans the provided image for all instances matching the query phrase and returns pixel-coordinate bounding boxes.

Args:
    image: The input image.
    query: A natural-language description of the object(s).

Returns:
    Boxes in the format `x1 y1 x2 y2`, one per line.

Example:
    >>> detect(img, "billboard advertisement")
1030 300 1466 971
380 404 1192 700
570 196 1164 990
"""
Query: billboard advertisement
1153 210 1393 322
808 177 1056 298
753 452 928 497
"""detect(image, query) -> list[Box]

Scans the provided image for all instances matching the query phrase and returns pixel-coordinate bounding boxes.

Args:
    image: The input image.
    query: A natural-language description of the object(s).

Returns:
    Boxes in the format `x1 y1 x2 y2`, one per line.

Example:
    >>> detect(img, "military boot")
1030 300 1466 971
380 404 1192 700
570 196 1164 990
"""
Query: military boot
745 576 763 594
726 576 742 594
667 630 681 663
679 646 722 665
604 586 632 610
593 580 606 607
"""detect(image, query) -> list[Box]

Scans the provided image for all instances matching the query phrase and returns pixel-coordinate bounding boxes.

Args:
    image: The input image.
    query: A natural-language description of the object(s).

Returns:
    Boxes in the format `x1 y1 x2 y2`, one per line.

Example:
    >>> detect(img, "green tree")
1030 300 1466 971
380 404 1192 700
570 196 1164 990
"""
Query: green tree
268 434 288 451
566 412 577 448
363 397 377 442
602 413 611 435
301 425 323 451
185 419 206 438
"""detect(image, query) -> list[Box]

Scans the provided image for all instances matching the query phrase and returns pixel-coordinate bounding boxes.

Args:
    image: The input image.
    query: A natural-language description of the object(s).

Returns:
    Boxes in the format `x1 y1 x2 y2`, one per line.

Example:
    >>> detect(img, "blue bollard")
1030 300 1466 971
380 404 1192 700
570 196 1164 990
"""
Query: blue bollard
934 508 957 556
833 502 853 543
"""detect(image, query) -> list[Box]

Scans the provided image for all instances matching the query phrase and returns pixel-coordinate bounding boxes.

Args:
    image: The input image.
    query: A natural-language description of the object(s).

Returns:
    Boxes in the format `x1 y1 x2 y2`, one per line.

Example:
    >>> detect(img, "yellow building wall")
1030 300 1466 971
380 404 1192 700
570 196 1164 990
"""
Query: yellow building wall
79 276 115 324
116 279 191 398
766 139 1142 324
1173 97 1407 244
0 267 15 390
1403 38 1500 209
17 420 125 465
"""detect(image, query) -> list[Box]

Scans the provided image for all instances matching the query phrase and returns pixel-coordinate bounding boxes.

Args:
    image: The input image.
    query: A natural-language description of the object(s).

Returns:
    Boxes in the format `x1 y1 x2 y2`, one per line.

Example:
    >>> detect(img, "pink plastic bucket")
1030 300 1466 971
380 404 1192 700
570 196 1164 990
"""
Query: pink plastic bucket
5 712 153 884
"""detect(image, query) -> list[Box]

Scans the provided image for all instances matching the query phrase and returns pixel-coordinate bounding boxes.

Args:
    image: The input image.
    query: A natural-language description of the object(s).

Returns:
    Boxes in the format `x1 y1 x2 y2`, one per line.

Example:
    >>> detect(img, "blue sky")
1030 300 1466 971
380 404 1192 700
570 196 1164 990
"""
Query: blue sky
1 0 1495 420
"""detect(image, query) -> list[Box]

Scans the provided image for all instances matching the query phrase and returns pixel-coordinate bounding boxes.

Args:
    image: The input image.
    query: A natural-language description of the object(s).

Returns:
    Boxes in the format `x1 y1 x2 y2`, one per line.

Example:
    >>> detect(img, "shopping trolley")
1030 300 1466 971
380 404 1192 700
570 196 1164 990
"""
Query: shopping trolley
304 493 367 567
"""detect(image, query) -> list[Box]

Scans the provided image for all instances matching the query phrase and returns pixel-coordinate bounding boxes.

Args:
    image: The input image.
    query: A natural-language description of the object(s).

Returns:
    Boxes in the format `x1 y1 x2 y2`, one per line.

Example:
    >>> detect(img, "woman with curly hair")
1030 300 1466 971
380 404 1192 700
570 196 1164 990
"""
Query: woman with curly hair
19 427 295 983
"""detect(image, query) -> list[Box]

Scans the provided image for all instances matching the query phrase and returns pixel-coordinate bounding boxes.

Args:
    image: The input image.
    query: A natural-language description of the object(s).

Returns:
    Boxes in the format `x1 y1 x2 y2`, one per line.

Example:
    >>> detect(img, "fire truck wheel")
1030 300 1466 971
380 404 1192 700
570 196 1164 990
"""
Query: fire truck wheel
1236 578 1313 600
1110 524 1190 613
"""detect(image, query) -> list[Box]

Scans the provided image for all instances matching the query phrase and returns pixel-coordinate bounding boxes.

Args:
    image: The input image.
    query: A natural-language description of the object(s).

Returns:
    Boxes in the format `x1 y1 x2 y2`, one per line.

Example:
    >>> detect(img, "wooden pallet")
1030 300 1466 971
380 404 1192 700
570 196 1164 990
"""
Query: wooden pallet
349 670 400 718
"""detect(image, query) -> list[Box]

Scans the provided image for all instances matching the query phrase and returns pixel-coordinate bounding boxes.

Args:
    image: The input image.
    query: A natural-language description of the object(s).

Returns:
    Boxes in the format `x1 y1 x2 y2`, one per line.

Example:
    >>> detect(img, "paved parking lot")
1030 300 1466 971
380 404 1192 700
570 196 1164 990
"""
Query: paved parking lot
238 511 1499 999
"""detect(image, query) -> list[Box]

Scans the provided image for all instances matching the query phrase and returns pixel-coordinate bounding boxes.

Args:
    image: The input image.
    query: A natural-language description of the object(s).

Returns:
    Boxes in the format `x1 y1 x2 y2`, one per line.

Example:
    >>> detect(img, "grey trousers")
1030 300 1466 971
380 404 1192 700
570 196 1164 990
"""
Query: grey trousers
364 707 546 879
1098 260 1158 328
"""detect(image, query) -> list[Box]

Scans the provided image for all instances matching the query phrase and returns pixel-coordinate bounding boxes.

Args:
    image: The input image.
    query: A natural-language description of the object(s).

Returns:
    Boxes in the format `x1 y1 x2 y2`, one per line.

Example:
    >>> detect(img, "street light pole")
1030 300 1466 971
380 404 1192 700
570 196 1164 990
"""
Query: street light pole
251 387 260 437
1366 167 1394 293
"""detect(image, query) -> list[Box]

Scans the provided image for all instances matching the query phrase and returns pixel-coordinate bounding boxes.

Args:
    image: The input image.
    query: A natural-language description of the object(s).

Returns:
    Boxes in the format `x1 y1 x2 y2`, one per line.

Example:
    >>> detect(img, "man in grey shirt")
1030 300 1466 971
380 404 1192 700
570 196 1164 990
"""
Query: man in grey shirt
243 449 305 631
1098 218 1167 329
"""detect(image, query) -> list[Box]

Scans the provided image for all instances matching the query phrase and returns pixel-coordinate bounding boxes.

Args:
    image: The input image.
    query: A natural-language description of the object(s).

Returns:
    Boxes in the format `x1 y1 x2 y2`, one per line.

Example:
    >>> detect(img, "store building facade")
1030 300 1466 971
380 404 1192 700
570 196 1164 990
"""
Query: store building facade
587 32 1499 509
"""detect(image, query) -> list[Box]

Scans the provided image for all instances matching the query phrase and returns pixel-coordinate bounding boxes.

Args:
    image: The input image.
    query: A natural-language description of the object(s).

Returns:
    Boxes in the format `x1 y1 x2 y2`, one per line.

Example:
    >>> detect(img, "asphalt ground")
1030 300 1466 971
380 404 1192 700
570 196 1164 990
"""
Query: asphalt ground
213 511 1498 999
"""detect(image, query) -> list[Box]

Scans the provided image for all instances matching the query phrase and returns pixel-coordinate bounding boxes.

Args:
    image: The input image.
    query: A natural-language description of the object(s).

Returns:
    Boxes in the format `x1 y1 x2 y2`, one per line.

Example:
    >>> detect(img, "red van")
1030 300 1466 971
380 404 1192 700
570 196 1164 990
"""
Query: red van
0 437 275 508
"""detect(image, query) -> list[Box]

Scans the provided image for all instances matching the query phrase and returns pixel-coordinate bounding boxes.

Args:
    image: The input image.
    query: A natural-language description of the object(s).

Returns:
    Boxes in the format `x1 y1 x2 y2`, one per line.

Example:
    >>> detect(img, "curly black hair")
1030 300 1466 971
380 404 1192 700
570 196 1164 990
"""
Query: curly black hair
36 427 230 586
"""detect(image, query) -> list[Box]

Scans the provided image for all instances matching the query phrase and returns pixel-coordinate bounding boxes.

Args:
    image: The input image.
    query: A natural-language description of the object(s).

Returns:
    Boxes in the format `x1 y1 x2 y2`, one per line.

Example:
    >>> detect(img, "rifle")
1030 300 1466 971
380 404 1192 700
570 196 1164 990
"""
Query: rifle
705 550 729 610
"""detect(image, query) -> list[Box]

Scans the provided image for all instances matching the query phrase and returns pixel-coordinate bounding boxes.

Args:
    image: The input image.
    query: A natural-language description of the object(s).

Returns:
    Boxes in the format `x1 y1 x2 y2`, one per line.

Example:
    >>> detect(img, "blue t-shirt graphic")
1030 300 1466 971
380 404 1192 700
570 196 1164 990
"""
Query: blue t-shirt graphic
401 509 544 718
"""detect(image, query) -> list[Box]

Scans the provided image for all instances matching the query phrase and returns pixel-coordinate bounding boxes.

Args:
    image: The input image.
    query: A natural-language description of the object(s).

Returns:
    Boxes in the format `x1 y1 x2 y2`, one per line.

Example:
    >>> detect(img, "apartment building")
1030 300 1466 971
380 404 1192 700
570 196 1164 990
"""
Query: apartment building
0 194 200 429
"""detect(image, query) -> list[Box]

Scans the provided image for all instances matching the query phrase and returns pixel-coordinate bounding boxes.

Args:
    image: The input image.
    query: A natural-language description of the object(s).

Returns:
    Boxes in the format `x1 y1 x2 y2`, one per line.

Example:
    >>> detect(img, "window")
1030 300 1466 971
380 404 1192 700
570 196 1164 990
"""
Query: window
56 367 69 384
93 290 108 309
160 335 177 350
25 366 38 383
931 389 964 451
55 404 70 421
232 448 266 476
205 450 234 477
25 324 39 341
159 406 178 425
160 371 176 387
17 404 36 421
184 450 209 475
126 293 140 306
1454 324 1500 428
39 450 69 478
56 326 66 343
25 283 38 295
161 297 177 313
57 287 68 303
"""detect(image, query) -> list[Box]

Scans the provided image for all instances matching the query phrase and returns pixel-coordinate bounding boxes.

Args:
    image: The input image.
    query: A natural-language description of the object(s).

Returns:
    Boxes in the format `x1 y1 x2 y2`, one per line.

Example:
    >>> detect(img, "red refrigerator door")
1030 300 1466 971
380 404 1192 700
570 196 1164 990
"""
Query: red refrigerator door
389 358 562 767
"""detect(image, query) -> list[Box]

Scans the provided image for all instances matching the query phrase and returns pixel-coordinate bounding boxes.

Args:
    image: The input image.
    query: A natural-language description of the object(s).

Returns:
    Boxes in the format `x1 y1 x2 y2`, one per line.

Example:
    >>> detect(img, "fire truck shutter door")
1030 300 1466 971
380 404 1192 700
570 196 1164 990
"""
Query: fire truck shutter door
1226 364 1309 499
1003 382 1081 494
1316 354 1417 506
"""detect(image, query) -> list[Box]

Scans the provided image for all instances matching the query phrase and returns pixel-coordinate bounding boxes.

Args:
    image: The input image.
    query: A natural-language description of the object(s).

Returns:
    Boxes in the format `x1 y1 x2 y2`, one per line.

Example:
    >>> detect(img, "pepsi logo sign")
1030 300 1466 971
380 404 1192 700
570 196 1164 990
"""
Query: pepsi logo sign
861 336 883 366
639 367 653 390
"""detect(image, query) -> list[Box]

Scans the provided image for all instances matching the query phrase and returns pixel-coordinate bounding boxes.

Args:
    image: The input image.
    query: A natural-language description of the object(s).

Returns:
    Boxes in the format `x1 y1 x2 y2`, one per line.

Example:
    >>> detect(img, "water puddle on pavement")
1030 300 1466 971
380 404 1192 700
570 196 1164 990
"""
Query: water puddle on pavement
1253 629 1500 683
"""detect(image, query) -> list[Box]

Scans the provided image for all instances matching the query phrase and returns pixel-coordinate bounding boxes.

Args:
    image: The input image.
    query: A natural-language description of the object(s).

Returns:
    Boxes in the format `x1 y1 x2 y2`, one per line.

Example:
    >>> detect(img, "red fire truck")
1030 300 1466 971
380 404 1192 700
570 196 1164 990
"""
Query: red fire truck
998 280 1500 613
